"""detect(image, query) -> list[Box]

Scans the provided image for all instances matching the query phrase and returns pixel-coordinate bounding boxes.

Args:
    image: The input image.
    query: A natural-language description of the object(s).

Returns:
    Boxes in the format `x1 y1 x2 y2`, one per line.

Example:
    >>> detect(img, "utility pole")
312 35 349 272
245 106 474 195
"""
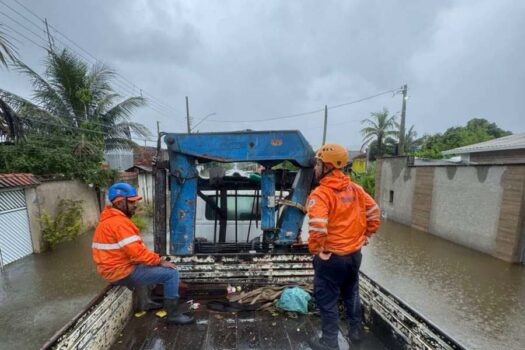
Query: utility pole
322 105 328 145
185 96 191 133
398 84 408 156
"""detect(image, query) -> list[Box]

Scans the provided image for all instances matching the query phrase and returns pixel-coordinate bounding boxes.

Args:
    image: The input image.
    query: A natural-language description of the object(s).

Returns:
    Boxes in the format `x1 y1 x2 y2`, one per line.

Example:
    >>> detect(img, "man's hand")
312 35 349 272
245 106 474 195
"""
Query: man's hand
160 260 177 269
318 252 332 261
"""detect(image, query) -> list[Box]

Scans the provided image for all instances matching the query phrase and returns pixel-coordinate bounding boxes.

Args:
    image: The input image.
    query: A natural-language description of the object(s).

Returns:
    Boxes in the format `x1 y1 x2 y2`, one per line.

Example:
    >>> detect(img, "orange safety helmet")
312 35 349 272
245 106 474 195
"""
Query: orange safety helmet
315 144 348 168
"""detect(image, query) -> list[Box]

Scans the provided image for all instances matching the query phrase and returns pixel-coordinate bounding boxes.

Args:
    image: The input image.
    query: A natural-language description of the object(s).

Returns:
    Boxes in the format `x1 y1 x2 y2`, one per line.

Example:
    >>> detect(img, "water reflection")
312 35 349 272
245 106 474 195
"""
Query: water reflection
362 220 525 350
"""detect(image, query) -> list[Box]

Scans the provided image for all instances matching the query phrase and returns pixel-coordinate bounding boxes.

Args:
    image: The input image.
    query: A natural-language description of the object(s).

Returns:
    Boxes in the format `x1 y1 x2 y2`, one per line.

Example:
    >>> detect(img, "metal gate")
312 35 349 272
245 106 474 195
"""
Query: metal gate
0 189 33 265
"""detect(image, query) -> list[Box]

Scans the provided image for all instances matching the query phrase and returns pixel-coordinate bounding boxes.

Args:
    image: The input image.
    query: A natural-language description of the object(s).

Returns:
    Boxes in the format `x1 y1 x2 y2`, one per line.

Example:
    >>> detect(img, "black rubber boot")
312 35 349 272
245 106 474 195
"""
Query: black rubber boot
164 297 195 325
308 336 339 350
134 285 162 312
348 326 362 343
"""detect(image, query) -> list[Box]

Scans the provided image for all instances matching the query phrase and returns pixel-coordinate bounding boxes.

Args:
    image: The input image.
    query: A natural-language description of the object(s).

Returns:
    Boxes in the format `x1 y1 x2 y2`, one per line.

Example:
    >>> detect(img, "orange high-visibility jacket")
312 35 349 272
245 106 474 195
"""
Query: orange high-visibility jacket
307 170 381 255
92 206 161 282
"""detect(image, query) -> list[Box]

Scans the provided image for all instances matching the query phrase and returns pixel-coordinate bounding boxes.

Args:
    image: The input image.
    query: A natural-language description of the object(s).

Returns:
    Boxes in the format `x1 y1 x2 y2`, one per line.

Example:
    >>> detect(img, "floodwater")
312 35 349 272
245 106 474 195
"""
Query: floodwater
362 220 525 350
1 220 524 349
0 231 106 350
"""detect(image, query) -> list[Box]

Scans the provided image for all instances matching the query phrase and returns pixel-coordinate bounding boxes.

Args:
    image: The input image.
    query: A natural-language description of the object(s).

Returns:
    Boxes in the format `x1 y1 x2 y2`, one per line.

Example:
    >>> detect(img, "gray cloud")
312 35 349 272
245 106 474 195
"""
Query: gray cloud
1 0 523 150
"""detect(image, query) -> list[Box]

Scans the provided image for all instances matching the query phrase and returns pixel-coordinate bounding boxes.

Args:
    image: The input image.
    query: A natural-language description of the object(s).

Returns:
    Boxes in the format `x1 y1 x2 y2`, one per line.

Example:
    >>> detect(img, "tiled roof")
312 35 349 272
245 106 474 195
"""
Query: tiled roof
442 133 525 155
0 173 40 189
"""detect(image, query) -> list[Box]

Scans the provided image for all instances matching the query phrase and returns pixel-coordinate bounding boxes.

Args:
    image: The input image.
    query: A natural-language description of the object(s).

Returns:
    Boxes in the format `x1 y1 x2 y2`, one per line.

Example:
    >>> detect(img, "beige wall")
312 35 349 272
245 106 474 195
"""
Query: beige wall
376 157 415 226
377 158 525 263
25 180 100 253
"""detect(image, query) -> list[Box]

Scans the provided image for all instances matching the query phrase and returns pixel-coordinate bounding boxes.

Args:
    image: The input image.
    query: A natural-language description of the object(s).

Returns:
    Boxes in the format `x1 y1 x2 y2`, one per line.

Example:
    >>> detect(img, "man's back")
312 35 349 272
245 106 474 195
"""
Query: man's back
307 170 380 255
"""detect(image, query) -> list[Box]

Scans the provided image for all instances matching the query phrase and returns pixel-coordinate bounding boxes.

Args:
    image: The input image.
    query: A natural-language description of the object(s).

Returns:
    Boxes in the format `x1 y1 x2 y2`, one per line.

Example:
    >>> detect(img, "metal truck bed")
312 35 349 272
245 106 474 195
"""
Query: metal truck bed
111 305 387 350
43 272 466 350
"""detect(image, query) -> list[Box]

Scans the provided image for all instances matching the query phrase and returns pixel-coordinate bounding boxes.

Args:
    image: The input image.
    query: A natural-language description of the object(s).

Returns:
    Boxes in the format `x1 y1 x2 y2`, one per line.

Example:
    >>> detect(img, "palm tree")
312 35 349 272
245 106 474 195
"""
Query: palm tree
0 48 150 149
0 26 17 67
361 108 398 156
404 125 418 153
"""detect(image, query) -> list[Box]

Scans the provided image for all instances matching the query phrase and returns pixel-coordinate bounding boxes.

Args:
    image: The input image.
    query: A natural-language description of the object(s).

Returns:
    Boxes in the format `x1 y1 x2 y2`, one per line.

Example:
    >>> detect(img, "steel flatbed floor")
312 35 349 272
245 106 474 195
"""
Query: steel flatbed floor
111 306 388 350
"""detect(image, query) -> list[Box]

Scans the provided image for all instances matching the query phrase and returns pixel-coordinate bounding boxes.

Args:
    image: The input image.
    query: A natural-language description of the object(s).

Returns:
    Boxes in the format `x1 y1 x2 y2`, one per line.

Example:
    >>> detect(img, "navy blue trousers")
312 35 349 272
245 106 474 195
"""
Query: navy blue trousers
313 250 362 346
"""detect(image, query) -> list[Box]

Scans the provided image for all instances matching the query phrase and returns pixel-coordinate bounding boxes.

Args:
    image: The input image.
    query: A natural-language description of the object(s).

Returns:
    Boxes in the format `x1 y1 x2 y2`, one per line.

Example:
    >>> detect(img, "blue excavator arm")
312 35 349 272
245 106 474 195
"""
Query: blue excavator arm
163 130 315 255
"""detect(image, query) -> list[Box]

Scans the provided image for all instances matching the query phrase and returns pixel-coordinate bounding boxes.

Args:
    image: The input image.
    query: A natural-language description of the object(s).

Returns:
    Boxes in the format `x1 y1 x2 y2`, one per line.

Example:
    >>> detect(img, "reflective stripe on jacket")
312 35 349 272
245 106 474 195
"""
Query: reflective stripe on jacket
92 206 161 282
307 169 380 255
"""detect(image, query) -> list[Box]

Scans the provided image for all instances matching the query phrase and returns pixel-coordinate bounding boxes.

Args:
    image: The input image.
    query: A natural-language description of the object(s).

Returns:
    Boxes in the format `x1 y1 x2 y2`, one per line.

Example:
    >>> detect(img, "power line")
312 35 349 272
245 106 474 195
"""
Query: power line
17 114 157 143
205 88 400 123
1 0 186 124
9 0 185 119
0 21 46 50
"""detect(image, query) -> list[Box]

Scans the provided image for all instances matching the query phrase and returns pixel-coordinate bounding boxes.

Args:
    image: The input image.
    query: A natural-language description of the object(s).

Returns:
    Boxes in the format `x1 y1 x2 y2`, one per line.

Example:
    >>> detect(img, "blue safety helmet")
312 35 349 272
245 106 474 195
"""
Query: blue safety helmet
108 182 142 202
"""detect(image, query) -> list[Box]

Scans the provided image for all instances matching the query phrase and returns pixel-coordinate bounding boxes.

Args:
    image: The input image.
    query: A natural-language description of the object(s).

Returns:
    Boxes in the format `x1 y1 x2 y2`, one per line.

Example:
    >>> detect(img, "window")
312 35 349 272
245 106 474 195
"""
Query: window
389 190 394 203
205 195 261 221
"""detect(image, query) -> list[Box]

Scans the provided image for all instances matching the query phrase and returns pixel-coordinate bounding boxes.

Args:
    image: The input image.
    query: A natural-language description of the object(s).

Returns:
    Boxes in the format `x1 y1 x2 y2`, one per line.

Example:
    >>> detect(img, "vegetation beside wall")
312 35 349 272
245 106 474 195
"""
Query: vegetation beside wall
351 162 376 197
41 199 84 249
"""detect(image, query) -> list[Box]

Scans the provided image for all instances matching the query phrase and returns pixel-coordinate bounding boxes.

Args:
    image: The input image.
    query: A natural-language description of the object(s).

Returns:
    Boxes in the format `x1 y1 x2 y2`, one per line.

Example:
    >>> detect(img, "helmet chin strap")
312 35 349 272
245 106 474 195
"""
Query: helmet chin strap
124 198 132 218
314 162 334 185
319 163 334 180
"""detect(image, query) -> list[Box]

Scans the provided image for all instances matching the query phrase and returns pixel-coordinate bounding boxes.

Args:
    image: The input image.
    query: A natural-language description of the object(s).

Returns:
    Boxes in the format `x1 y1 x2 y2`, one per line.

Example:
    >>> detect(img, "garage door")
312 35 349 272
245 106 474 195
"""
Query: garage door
0 189 33 265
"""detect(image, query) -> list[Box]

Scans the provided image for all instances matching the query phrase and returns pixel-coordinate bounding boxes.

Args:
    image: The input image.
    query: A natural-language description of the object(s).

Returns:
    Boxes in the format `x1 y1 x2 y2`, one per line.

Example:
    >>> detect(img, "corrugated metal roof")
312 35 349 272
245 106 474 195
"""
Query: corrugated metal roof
0 173 40 189
442 133 525 155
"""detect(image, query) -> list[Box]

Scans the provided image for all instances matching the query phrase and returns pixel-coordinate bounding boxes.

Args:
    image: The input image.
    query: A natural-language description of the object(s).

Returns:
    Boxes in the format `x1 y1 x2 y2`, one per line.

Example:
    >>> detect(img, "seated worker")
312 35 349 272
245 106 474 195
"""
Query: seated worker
92 182 194 325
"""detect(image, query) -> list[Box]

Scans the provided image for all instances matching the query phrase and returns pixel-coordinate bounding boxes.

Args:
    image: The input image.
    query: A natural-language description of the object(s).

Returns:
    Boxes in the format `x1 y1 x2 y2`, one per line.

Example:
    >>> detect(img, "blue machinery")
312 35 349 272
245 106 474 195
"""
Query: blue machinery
154 130 316 256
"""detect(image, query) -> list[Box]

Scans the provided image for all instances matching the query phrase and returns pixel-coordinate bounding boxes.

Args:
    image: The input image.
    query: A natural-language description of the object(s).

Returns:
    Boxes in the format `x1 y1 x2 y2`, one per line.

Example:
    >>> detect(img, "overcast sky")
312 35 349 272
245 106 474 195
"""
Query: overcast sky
1 0 524 150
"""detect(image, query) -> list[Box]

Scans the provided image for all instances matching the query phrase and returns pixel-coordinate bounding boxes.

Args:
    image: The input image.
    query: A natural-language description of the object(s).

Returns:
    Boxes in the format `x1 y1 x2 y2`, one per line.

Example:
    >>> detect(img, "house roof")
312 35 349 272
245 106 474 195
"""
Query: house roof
0 173 40 189
442 133 525 155
348 151 366 160
125 165 153 173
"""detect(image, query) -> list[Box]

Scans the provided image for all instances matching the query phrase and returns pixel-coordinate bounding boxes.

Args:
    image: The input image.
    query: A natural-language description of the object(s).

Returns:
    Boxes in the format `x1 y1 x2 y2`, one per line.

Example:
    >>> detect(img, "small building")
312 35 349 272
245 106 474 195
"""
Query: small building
375 134 525 264
442 133 525 164
348 151 367 173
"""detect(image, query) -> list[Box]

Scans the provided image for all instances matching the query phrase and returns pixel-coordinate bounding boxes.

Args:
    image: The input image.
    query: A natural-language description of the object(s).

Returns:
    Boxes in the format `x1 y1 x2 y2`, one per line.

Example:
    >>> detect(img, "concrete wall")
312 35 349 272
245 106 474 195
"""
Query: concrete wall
26 180 100 252
376 157 416 226
377 157 525 263
429 166 504 254
24 187 43 253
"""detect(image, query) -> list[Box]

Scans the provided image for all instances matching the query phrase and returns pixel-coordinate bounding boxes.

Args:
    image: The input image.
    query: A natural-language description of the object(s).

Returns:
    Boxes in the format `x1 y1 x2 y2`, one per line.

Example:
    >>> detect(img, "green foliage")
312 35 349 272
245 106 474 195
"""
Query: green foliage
136 202 154 217
0 28 17 67
41 199 84 249
0 135 118 188
351 162 376 197
361 108 398 157
0 44 148 186
415 118 512 159
131 214 149 231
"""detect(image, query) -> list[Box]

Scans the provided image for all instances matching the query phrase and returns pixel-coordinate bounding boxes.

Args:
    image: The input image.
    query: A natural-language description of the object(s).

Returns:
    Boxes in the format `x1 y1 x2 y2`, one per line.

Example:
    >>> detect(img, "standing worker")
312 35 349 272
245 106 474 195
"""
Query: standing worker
92 182 194 325
307 144 381 349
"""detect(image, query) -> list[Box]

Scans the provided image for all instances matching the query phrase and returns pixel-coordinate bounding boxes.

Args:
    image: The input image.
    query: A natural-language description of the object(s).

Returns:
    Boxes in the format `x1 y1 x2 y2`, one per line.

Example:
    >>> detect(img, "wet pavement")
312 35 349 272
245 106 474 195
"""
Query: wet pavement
362 220 525 350
0 230 106 350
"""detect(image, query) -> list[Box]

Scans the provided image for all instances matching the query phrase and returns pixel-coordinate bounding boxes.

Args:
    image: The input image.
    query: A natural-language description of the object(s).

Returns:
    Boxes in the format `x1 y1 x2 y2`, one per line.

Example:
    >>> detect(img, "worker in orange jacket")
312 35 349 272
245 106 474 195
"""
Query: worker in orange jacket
92 182 194 325
307 144 381 350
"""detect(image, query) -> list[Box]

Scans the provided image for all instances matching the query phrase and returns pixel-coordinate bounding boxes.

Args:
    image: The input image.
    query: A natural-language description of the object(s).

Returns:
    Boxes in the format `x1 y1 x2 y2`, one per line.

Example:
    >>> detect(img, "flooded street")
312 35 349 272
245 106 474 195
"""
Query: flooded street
0 231 106 350
362 220 525 350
